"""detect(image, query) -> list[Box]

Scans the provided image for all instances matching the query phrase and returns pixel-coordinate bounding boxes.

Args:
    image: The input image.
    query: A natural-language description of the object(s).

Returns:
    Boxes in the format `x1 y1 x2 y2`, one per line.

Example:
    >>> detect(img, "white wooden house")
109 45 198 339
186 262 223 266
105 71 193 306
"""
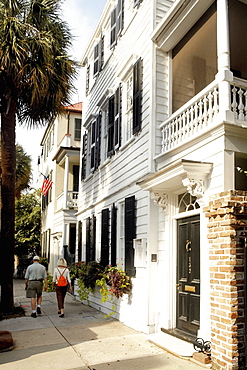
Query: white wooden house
40 103 82 274
77 0 247 368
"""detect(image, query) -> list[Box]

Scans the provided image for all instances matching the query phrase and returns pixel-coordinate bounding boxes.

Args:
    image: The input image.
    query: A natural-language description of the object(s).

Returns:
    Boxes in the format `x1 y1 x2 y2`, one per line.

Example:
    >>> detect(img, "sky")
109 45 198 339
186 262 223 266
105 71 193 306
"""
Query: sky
16 0 106 186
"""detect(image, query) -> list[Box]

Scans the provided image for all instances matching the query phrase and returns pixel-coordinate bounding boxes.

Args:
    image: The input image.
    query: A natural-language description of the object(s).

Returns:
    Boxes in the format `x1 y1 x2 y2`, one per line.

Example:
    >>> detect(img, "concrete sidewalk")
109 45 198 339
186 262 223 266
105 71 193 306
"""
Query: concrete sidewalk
0 279 208 370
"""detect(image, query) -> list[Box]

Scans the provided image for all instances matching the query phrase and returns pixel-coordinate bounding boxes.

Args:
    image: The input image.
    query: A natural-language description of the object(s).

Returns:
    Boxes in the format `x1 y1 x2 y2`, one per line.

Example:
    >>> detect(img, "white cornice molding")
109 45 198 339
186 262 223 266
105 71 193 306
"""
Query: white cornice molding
138 159 212 192
151 0 214 51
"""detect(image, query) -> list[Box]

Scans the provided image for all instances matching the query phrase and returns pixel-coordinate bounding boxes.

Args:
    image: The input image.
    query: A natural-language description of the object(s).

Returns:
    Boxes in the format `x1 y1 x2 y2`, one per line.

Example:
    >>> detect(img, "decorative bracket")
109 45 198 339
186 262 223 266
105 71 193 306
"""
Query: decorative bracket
182 178 204 205
151 191 168 212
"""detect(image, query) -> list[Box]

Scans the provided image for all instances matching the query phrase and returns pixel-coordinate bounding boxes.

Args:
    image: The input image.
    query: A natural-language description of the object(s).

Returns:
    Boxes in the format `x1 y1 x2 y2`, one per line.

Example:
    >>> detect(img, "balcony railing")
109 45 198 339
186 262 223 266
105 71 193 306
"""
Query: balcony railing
230 78 247 121
56 191 78 211
67 191 78 208
160 80 219 153
160 77 247 154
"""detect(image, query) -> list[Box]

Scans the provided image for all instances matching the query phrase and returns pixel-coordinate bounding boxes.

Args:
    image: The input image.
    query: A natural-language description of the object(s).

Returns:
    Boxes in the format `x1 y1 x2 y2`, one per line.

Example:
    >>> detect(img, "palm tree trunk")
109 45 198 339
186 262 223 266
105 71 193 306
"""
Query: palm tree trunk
0 99 16 313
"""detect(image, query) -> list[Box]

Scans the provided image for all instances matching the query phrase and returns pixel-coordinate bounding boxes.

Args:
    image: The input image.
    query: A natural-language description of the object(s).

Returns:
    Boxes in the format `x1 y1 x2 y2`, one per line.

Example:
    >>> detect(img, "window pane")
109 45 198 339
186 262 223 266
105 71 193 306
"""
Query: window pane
172 5 217 112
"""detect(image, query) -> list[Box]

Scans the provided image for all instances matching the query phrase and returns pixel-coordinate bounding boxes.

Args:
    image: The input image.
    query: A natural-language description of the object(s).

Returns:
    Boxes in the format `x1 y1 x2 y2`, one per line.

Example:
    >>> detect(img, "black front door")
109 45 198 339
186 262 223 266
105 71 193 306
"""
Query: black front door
176 215 200 336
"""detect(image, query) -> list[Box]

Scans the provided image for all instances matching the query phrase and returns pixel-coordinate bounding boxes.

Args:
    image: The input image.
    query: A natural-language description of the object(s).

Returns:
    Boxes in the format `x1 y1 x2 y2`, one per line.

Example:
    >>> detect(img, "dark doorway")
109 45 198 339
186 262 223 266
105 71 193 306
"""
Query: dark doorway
176 215 200 337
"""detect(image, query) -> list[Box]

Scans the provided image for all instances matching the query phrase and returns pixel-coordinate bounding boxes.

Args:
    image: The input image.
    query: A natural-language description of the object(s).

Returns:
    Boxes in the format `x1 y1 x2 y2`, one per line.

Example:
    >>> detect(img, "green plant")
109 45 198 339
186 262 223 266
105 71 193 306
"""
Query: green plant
102 266 131 299
71 261 132 305
45 273 54 292
76 279 94 302
39 257 48 270
69 261 85 280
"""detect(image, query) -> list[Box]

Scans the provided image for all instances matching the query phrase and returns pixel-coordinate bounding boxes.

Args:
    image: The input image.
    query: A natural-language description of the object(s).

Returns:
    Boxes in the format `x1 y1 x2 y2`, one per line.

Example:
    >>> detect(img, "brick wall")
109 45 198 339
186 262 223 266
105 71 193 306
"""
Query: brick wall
204 190 247 370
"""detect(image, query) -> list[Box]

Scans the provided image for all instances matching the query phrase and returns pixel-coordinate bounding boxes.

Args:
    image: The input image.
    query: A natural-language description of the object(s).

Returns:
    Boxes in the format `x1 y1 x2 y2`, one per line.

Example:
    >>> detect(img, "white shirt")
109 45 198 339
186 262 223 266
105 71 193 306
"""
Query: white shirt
52 267 71 284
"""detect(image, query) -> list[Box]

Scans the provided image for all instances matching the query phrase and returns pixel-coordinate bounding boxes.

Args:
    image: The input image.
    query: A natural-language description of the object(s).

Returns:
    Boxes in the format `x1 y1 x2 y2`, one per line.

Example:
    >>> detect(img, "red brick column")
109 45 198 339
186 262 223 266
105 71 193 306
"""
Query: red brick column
204 190 247 370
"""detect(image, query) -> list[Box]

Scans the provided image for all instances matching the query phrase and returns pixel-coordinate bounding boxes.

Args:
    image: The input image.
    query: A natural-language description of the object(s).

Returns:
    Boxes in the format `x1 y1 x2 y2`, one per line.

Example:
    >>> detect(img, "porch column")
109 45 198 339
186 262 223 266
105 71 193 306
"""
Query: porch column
63 154 69 209
216 0 234 121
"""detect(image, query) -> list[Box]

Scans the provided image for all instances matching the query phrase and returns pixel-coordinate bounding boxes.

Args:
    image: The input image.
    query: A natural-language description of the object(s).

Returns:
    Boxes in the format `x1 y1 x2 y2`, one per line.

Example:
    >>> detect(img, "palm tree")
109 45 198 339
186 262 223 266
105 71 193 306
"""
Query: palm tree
0 0 76 313
15 144 32 198
0 143 32 218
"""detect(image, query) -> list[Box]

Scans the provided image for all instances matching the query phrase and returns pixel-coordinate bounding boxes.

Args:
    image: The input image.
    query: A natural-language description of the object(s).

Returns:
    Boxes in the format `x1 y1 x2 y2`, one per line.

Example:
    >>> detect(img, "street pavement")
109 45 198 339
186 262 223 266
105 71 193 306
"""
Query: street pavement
0 279 208 370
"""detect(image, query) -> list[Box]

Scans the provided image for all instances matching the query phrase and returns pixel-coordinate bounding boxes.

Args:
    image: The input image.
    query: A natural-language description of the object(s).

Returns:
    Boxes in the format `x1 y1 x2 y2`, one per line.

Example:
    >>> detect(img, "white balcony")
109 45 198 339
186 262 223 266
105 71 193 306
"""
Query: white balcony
56 191 78 211
160 77 247 154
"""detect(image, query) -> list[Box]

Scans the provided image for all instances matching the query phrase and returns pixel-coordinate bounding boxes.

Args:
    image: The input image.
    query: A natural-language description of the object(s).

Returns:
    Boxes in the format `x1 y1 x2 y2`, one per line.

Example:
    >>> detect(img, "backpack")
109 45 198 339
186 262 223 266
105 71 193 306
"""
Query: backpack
57 268 68 287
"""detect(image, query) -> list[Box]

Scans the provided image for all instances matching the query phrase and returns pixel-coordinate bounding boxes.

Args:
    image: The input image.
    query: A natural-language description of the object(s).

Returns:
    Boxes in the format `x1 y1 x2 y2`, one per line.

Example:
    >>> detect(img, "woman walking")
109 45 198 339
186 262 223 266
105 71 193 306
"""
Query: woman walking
53 258 72 318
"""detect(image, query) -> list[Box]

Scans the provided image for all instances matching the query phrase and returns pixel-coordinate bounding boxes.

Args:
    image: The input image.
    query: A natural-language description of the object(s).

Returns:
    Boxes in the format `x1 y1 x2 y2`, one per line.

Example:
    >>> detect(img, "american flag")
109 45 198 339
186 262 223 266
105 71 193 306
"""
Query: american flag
41 176 53 197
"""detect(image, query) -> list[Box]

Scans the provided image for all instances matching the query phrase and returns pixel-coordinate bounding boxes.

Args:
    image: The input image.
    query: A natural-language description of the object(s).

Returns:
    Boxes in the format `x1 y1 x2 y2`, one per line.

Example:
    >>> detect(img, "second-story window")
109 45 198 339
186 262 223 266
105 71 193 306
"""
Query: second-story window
74 118 82 140
107 86 122 157
94 35 104 76
110 0 124 48
125 74 133 142
90 113 101 172
133 58 142 134
81 133 87 180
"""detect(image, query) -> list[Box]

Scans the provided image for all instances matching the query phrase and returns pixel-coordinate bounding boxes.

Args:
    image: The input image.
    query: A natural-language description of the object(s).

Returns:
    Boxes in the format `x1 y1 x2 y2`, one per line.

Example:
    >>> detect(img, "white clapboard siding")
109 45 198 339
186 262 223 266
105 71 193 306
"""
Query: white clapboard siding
156 0 175 26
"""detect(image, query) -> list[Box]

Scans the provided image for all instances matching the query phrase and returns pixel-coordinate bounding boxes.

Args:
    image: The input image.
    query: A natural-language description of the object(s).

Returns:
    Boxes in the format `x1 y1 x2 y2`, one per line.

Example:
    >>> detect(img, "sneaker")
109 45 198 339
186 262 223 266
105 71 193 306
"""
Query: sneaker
59 314 64 318
31 312 37 318
37 307 42 315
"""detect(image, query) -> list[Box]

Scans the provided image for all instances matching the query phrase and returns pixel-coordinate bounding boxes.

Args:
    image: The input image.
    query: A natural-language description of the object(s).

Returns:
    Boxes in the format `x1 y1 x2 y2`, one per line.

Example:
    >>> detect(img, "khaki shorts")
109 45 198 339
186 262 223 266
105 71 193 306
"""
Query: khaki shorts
26 281 43 298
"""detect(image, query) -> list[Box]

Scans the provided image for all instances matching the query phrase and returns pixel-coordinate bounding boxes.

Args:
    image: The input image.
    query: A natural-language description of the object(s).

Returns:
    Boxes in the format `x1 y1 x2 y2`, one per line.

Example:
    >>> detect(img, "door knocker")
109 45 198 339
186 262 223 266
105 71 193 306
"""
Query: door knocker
186 240 192 252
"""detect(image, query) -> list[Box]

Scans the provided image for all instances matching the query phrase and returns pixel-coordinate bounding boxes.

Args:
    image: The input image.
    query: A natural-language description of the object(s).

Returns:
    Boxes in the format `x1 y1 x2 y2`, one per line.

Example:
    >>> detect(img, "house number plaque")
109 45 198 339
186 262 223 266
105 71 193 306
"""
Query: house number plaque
185 285 196 292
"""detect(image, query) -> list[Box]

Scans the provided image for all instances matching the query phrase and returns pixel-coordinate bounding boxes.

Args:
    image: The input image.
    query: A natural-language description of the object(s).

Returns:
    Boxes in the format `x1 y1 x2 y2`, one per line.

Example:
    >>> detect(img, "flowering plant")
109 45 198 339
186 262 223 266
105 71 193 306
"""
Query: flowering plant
69 261 85 280
70 261 131 303
103 266 131 298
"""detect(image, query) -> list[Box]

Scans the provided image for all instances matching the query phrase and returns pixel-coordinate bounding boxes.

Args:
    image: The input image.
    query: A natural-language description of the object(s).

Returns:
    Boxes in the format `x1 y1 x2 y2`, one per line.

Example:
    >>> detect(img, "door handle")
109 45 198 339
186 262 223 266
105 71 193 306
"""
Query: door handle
186 240 192 252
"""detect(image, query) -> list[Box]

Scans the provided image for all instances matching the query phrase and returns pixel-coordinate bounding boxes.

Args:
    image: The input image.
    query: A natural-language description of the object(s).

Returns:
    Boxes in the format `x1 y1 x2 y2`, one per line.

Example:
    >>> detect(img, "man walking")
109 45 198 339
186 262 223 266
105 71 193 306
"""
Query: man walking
25 256 48 318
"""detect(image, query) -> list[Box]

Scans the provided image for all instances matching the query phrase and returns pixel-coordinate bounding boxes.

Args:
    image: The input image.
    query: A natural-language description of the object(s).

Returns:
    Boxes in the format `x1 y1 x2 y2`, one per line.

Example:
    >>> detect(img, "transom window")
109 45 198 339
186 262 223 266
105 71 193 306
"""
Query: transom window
178 192 200 213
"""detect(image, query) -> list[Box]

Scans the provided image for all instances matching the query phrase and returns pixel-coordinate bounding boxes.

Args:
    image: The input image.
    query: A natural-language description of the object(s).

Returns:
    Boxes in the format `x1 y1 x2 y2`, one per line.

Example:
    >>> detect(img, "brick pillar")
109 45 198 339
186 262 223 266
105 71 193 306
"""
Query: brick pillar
204 190 247 370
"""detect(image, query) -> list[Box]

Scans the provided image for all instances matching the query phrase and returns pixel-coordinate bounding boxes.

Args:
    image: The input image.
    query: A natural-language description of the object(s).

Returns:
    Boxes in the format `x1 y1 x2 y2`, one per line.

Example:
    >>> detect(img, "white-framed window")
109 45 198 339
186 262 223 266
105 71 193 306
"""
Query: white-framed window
93 35 104 76
110 0 124 48
74 118 82 141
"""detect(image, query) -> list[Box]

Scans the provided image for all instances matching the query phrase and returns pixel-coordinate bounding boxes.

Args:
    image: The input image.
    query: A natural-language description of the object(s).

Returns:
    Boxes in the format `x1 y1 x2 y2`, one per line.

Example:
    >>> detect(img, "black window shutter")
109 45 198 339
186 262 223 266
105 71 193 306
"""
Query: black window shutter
93 43 99 75
81 133 87 180
91 215 96 261
95 113 101 169
107 96 115 156
101 208 109 267
110 8 116 48
86 65 90 95
86 217 90 263
133 58 142 134
125 196 136 277
116 0 124 37
90 121 96 171
114 86 122 150
134 0 142 7
100 35 104 70
77 221 82 262
111 204 117 266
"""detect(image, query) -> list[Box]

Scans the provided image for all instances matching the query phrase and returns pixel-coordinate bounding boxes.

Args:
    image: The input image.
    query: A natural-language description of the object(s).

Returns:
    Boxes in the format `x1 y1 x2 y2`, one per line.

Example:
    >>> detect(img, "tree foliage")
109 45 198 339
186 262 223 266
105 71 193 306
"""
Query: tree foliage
15 144 32 197
0 0 77 313
0 143 31 198
15 190 41 258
